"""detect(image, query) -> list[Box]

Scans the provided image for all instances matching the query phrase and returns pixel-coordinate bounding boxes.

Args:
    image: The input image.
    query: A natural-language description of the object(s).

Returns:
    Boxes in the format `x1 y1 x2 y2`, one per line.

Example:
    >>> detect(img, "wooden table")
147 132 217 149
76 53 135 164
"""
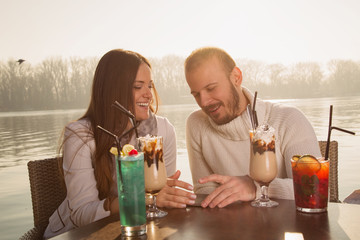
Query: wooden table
51 198 360 240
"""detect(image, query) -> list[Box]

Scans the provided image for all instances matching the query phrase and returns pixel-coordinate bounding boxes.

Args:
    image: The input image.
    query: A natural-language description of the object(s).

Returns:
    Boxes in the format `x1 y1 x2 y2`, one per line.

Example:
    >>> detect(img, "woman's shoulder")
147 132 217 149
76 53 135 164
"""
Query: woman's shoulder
155 115 174 129
65 119 93 138
155 115 175 138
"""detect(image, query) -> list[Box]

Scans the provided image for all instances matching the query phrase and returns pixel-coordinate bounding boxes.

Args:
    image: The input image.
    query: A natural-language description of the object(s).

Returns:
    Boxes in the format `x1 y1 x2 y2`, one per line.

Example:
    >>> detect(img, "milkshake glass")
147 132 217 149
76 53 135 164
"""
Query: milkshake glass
138 135 167 218
249 124 279 207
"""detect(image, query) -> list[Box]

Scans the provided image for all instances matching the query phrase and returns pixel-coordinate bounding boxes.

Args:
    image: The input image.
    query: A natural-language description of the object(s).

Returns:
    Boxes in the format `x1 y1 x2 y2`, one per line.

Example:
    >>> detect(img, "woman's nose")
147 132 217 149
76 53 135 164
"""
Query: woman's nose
144 86 152 98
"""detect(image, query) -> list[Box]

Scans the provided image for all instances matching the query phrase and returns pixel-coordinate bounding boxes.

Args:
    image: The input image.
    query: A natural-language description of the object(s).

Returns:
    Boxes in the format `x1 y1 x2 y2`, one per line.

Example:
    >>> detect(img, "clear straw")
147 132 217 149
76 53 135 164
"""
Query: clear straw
325 105 355 160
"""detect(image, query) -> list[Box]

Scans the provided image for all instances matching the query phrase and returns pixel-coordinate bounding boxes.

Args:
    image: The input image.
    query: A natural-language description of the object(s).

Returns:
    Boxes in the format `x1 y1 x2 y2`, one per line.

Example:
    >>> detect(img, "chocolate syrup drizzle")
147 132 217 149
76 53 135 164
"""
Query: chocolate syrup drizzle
252 139 275 155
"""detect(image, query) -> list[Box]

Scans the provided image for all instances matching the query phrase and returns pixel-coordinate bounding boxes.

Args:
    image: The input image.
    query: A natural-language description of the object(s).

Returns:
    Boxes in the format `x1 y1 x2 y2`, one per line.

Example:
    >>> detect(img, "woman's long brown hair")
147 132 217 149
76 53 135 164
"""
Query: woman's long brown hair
60 49 159 200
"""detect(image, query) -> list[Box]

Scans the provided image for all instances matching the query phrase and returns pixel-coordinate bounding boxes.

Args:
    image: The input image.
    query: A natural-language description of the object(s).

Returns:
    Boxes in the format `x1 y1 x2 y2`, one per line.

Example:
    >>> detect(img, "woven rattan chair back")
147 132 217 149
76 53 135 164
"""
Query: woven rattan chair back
20 157 66 239
319 140 340 203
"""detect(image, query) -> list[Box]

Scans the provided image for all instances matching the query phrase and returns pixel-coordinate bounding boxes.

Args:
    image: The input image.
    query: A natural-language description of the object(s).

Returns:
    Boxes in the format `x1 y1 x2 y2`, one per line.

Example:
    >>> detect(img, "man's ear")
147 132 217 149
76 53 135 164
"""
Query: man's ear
231 67 243 86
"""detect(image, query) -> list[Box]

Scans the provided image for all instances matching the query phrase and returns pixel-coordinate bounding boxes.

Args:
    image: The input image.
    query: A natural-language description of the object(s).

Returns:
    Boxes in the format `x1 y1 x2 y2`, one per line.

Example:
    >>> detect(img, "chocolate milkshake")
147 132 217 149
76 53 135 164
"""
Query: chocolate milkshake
249 124 277 185
138 135 167 194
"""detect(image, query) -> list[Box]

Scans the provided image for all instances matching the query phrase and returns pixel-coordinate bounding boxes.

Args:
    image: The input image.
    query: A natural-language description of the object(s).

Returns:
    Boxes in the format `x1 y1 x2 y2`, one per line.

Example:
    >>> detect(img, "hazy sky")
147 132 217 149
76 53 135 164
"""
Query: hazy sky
1 0 359 65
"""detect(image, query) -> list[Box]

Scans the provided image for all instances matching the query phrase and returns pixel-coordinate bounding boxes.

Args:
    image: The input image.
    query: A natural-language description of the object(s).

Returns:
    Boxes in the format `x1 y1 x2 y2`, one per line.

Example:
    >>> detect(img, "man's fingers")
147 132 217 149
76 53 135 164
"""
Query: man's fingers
208 187 235 208
201 183 232 208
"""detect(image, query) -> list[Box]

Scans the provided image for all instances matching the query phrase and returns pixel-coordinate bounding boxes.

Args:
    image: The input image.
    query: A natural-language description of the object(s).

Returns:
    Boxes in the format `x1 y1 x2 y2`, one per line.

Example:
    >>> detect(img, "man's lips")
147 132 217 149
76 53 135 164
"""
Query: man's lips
204 103 221 115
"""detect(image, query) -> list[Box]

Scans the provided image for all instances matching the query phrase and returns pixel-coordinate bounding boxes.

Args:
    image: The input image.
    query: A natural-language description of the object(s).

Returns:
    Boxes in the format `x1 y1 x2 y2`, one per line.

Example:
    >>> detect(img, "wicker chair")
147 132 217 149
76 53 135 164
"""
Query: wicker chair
19 157 66 240
318 140 340 203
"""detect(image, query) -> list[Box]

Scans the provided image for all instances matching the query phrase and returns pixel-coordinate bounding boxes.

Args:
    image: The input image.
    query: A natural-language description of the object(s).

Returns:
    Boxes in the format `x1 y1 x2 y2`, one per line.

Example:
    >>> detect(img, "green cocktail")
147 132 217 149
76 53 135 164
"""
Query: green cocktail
116 152 146 236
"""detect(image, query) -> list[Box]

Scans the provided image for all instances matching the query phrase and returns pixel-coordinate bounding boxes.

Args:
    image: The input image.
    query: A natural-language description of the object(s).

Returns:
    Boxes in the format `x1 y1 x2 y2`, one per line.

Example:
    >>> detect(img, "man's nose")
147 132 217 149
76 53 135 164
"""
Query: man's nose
198 92 211 108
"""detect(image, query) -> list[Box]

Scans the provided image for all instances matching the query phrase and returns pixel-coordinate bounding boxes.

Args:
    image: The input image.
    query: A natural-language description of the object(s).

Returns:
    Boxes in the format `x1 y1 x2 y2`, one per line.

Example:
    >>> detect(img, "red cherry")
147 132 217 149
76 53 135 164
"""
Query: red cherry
128 149 138 156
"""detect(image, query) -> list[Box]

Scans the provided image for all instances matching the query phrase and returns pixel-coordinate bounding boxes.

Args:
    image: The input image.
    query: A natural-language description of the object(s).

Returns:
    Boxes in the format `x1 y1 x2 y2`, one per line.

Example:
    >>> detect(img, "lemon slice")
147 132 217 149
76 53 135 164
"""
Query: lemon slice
110 147 119 156
296 154 321 172
122 144 135 156
292 155 301 162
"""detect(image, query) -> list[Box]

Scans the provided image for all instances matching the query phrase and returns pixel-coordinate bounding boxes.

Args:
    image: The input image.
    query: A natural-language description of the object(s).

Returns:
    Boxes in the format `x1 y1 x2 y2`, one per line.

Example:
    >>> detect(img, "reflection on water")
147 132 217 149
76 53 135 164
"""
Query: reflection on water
0 96 359 240
0 97 359 194
0 109 85 168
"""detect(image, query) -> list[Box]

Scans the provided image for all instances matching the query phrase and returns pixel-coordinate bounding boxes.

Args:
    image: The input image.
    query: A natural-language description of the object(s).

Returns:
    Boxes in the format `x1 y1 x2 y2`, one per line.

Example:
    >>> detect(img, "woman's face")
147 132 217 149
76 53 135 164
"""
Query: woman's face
132 63 153 121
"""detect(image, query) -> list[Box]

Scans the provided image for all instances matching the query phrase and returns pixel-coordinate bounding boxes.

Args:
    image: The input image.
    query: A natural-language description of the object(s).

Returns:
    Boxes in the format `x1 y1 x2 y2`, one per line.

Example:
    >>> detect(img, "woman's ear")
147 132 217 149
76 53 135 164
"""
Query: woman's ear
231 67 243 86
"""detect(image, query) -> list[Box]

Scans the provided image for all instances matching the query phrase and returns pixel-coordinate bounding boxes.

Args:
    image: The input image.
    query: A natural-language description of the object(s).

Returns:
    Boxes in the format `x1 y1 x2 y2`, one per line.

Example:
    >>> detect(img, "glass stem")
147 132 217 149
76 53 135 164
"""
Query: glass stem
152 194 158 210
260 185 270 202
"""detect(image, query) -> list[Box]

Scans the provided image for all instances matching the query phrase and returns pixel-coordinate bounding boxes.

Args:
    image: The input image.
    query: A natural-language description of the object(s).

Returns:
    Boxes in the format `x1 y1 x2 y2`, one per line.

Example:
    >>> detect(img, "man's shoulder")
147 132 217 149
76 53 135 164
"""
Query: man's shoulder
187 109 208 124
269 101 305 118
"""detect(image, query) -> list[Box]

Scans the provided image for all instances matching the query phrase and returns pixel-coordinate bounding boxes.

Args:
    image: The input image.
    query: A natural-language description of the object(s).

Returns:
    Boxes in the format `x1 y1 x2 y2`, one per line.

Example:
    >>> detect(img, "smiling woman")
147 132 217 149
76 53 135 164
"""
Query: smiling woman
40 49 195 239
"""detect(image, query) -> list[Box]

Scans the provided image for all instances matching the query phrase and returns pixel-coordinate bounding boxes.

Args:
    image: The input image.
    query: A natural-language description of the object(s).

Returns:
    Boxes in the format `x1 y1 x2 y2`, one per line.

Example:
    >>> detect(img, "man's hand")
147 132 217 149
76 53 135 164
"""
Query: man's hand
156 170 197 208
199 174 256 208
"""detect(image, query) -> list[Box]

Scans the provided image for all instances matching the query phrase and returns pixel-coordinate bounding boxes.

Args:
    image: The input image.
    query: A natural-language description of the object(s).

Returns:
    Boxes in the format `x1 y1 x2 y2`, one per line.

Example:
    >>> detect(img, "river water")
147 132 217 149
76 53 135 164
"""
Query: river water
0 96 359 239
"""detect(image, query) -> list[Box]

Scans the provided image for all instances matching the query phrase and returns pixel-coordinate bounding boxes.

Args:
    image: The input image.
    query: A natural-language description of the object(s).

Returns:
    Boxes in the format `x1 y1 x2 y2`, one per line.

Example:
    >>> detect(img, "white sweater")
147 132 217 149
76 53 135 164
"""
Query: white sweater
44 115 176 239
186 88 321 200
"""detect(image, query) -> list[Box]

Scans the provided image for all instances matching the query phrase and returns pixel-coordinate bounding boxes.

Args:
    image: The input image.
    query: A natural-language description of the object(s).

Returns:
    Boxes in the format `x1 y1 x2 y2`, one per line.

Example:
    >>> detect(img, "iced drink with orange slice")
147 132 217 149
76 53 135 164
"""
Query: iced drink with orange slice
291 155 329 213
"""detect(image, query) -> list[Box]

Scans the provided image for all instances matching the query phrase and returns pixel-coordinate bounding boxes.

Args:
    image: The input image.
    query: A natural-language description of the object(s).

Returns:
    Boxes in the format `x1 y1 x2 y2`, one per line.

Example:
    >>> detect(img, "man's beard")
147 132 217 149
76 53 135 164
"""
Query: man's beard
203 84 241 125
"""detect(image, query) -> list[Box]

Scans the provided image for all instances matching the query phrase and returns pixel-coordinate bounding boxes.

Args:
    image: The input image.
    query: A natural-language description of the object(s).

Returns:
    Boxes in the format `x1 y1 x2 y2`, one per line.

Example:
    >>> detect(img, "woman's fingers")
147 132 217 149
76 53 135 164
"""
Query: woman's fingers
157 184 197 208
168 170 181 180
167 178 194 191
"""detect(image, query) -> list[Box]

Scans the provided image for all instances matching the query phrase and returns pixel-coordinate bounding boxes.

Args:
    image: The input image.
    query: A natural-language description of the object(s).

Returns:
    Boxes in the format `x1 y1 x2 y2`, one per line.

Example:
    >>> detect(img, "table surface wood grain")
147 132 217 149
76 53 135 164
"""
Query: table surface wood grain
51 197 360 240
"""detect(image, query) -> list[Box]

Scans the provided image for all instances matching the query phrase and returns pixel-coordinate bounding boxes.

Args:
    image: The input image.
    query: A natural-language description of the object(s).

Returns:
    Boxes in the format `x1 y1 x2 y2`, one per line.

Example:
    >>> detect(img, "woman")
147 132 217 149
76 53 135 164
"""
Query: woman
44 49 196 238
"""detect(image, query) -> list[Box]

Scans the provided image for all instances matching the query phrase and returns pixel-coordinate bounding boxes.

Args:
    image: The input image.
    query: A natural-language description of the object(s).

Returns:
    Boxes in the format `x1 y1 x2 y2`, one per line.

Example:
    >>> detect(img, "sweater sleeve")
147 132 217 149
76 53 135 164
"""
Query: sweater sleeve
62 122 110 227
267 105 321 200
157 116 177 177
186 111 219 194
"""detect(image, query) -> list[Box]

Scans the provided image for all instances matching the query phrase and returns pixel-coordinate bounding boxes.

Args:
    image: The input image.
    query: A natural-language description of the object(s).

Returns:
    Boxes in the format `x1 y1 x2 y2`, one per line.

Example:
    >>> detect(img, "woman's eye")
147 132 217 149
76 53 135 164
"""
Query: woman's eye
134 85 142 89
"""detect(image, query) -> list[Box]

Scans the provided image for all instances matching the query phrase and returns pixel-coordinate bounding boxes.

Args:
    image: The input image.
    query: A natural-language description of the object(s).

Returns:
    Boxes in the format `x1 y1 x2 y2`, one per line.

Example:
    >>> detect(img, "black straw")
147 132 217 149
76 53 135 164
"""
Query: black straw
252 91 259 128
112 101 139 138
325 105 355 160
247 104 255 131
97 125 123 183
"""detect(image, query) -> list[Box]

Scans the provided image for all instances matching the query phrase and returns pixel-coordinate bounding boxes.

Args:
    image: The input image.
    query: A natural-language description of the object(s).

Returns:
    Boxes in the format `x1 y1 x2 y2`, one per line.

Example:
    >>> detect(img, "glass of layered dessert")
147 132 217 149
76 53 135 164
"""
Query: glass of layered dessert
249 124 279 207
138 135 168 218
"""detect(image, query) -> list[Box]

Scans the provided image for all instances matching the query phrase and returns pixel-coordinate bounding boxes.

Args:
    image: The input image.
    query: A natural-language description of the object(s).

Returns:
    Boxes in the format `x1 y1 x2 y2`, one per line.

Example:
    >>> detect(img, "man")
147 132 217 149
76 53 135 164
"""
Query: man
184 47 321 208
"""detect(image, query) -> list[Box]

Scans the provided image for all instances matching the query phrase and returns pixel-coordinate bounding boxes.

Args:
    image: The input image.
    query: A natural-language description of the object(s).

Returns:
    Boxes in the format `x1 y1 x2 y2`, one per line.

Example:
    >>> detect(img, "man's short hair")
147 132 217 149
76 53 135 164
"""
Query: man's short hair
184 47 236 77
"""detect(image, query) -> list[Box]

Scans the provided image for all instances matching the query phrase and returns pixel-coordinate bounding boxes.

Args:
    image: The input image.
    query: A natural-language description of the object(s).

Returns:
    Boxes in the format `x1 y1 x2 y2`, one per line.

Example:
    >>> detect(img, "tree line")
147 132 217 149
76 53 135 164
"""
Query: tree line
0 56 359 111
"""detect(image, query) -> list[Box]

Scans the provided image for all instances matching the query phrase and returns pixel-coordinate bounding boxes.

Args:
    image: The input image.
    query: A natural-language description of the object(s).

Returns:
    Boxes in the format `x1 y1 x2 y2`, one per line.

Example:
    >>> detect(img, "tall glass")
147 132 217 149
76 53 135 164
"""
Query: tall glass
249 125 279 207
138 135 168 218
116 153 146 236
291 155 329 213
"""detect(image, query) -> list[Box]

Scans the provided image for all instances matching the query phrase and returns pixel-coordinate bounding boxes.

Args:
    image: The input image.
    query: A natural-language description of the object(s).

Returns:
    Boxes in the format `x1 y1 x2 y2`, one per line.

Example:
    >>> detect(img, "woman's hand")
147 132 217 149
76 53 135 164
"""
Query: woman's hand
156 170 197 208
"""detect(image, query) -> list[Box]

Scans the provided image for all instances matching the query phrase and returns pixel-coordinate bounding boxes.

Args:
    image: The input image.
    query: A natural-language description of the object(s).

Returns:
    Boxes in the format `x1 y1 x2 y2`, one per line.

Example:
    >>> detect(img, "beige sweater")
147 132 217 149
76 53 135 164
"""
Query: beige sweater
185 88 321 200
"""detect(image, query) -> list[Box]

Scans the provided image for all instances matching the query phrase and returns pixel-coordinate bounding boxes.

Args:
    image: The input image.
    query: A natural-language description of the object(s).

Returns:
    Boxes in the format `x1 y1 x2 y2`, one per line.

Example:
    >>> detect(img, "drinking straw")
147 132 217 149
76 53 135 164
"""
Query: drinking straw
325 105 356 160
97 125 123 183
252 91 259 128
112 101 139 138
247 104 255 131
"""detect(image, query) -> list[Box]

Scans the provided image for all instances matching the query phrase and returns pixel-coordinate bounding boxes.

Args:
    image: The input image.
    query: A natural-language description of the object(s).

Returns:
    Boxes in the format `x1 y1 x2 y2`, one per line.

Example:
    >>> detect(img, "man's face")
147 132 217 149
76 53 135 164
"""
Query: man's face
186 57 241 125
